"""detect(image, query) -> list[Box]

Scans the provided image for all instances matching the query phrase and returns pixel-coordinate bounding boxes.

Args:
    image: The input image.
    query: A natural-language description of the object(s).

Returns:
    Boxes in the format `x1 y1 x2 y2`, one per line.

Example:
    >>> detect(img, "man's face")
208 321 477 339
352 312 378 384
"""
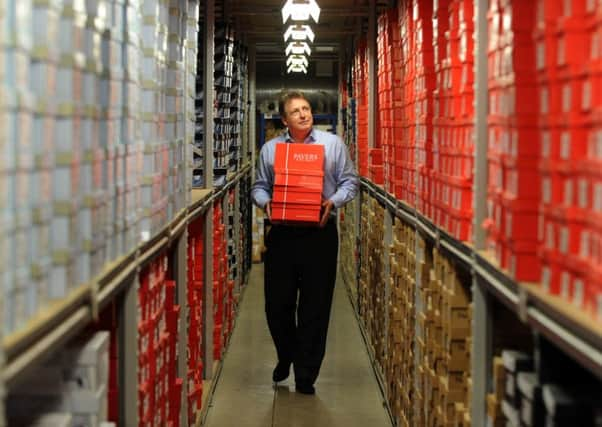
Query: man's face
282 97 313 135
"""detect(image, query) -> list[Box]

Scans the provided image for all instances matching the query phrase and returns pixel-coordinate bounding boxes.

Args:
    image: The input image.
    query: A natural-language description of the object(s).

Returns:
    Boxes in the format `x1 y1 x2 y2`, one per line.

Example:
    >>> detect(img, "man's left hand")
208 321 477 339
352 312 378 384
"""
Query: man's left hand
319 200 335 227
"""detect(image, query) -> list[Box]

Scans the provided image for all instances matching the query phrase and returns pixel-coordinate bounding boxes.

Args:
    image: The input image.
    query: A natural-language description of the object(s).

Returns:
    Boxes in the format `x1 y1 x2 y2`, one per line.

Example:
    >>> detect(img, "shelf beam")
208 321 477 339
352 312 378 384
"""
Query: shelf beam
473 0 488 251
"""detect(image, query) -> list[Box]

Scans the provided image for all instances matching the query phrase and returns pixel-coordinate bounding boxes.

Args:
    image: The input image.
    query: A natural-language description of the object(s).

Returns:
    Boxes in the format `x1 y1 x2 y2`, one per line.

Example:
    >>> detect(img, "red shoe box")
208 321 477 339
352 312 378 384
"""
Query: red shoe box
556 20 592 71
502 157 541 200
272 186 321 205
501 196 539 241
271 202 321 223
274 142 324 172
273 171 324 191
505 239 541 281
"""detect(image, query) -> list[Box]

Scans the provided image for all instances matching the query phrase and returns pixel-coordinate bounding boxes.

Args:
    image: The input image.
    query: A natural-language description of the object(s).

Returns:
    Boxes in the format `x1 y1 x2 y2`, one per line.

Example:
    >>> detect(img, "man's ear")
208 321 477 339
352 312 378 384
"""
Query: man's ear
281 115 288 128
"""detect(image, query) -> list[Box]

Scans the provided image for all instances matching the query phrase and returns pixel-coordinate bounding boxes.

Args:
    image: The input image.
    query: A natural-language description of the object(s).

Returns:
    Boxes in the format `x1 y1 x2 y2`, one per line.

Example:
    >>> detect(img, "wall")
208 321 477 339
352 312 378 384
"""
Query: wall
255 60 339 115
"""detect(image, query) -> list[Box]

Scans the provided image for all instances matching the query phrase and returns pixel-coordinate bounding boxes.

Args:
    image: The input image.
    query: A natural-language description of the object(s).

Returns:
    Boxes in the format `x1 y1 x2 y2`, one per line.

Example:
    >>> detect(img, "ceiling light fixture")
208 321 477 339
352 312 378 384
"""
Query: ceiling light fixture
281 0 320 24
285 41 311 56
283 24 315 42
286 54 309 67
287 63 308 74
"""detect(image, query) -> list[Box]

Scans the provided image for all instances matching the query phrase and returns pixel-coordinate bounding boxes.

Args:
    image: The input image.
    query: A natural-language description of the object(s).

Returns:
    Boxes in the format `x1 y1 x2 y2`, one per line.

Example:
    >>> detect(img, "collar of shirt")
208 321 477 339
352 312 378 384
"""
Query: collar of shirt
284 128 317 144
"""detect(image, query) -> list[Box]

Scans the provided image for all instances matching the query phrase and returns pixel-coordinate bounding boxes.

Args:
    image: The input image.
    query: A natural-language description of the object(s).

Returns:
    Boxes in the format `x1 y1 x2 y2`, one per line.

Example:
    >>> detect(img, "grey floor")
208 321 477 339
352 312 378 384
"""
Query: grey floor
202 264 392 427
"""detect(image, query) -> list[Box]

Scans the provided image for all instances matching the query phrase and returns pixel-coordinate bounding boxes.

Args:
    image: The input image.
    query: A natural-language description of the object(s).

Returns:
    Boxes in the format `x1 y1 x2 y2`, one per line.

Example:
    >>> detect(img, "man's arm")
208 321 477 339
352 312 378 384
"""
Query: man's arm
328 141 359 209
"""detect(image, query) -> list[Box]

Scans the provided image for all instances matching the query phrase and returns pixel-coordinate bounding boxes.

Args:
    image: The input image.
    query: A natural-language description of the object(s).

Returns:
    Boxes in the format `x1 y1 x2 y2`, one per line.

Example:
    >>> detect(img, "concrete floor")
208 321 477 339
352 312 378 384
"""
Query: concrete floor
202 264 392 427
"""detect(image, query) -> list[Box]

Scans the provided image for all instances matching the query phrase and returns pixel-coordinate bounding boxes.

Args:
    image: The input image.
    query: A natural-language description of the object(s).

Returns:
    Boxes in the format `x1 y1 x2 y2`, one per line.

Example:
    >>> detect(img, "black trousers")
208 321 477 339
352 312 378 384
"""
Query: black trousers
264 219 338 385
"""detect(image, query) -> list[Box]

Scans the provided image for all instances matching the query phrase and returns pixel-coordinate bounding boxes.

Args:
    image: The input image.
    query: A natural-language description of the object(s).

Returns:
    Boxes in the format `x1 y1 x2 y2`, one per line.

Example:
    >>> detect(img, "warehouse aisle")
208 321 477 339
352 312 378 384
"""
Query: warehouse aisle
202 264 392 427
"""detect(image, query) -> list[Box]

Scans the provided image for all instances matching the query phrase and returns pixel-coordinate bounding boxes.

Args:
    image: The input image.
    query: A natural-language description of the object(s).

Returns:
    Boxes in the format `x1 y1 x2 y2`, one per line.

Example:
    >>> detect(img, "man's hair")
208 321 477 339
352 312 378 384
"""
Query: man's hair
278 91 311 117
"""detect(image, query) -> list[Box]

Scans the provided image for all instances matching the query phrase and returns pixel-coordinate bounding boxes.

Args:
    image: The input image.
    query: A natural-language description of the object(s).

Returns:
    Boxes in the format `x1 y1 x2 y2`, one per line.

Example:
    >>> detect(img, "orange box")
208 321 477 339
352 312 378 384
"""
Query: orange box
274 142 324 172
271 202 321 223
273 186 322 205
274 172 323 191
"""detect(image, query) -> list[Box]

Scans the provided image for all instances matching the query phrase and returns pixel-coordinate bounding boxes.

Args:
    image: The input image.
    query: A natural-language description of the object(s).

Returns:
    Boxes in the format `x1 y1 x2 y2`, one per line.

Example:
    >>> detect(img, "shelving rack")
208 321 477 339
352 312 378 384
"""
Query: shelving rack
0 0 254 425
339 1 602 426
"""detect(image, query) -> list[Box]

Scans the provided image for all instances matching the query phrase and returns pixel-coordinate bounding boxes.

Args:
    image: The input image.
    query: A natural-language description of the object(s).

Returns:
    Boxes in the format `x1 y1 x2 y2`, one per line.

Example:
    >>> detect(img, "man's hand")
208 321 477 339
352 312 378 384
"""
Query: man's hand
319 200 335 227
264 201 272 221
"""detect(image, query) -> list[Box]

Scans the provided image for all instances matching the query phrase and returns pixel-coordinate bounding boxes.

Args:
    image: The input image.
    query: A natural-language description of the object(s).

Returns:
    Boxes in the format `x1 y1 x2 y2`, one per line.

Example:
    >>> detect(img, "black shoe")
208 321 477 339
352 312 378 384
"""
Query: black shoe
272 361 291 382
295 381 315 395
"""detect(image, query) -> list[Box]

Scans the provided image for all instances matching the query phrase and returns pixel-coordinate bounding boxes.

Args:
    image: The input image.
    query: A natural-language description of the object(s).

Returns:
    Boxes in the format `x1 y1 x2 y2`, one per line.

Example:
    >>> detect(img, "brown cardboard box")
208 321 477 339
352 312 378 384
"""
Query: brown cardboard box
492 356 506 400
486 393 503 419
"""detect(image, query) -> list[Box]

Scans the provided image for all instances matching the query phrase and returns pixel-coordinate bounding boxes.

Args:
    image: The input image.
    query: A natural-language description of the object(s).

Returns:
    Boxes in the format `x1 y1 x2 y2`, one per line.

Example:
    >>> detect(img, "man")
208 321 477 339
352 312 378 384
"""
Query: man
251 91 358 394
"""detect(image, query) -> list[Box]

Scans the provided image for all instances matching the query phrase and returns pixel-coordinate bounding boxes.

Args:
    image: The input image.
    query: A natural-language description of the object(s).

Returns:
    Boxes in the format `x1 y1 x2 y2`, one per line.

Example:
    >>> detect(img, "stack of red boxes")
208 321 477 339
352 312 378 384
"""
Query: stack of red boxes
536 0 602 316
411 0 436 213
355 39 370 177
223 190 236 344
271 143 325 224
397 0 416 205
430 0 474 241
376 9 398 187
137 254 182 427
424 0 451 220
484 0 540 281
186 217 205 424
212 200 227 360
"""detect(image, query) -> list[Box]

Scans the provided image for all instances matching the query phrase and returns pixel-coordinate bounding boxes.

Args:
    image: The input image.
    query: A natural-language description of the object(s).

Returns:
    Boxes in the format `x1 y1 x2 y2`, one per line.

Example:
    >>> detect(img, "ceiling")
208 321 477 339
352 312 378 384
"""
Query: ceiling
224 0 391 61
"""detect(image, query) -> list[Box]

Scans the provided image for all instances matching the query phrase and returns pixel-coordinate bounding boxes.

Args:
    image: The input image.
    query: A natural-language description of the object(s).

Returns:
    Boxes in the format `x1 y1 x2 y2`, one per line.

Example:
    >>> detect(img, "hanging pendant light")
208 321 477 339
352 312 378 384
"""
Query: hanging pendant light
287 63 308 74
285 41 311 56
286 54 309 68
283 24 315 43
281 0 320 24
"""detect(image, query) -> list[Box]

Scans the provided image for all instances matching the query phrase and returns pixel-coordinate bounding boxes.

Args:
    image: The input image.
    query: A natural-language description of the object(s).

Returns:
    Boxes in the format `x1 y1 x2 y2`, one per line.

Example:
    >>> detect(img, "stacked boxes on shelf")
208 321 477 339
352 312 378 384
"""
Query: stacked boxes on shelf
224 189 236 339
185 2 199 191
354 38 369 177
165 4 188 221
251 205 265 263
536 1 602 317
229 41 248 173
192 8 204 188
417 248 472 426
413 0 436 215
397 0 417 205
485 0 541 281
373 9 397 186
238 175 253 281
139 0 169 240
488 348 602 427
339 199 359 301
7 331 110 426
431 0 474 241
213 23 234 185
2 0 34 334
386 218 417 426
212 199 228 361
137 254 182 427
186 216 205 425
359 196 387 372
121 0 142 258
